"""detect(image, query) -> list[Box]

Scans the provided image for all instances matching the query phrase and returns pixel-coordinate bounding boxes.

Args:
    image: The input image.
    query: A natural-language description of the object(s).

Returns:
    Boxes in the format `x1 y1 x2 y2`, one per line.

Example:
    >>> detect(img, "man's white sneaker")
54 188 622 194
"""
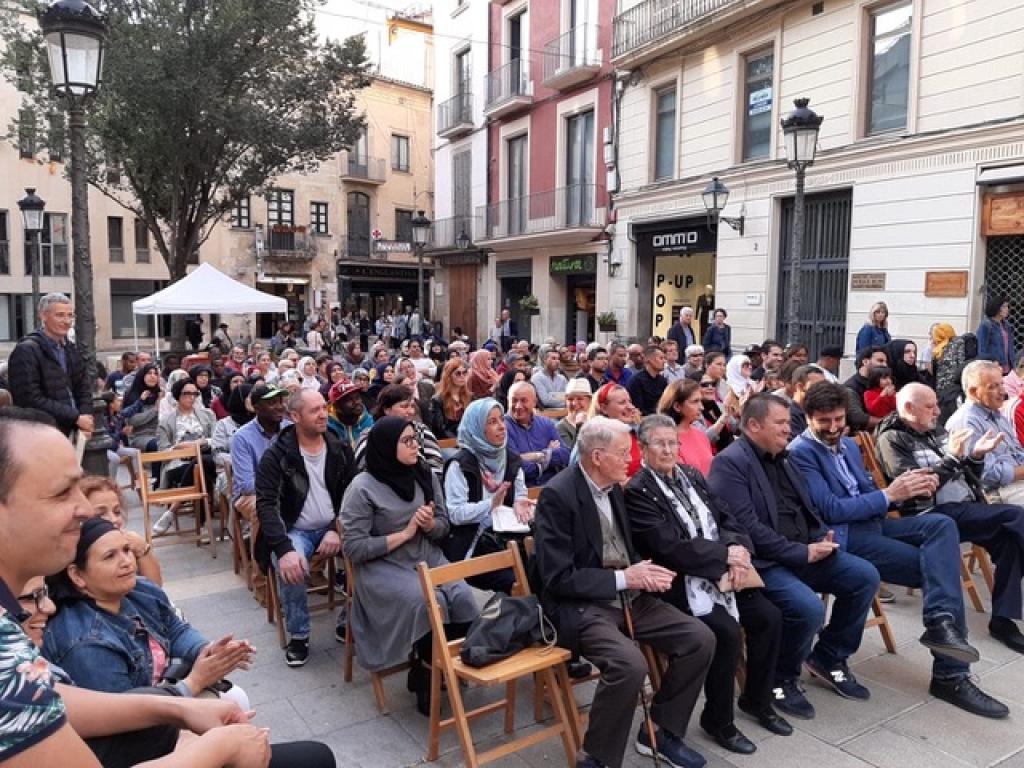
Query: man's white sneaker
152 510 175 536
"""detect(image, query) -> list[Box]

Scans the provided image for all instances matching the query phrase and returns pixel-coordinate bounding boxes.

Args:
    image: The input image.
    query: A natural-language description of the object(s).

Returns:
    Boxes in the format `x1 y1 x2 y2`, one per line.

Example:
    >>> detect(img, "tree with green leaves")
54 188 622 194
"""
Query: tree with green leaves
2 0 371 349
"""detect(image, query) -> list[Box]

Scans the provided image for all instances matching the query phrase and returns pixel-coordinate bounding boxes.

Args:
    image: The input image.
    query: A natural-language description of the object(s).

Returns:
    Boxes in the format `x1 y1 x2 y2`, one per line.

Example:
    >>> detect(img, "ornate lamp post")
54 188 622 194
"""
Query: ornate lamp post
17 188 46 313
455 228 471 251
701 176 745 235
38 0 107 374
780 97 823 346
411 210 432 322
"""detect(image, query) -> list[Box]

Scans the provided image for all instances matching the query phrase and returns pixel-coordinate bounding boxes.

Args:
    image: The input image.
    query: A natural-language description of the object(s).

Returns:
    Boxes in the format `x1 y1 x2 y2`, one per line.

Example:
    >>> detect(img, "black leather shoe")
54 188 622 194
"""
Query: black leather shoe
700 720 756 755
736 698 794 735
990 617 1024 654
920 612 980 664
567 659 594 679
575 751 606 768
930 676 1009 719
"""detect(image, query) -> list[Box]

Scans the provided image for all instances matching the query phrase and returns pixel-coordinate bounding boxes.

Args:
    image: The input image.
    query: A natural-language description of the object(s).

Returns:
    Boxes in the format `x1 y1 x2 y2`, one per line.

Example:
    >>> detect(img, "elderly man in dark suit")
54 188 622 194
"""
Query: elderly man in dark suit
535 416 714 768
706 394 880 721
626 415 789 755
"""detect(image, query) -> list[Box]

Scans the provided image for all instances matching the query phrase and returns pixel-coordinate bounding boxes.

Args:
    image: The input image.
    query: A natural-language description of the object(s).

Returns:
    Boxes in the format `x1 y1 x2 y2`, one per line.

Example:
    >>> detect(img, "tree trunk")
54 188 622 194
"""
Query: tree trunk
69 106 97 379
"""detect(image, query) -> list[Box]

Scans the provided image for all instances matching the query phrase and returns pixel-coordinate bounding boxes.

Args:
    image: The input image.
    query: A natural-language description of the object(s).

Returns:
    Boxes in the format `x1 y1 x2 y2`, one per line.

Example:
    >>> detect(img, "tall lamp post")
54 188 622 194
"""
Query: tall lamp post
780 97 823 346
411 210 432 325
39 0 107 375
17 188 46 314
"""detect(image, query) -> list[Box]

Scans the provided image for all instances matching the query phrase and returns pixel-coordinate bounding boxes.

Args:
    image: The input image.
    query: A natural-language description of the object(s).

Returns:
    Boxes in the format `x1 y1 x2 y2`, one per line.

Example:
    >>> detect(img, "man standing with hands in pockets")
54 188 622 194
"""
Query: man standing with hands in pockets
256 389 354 667
535 416 715 768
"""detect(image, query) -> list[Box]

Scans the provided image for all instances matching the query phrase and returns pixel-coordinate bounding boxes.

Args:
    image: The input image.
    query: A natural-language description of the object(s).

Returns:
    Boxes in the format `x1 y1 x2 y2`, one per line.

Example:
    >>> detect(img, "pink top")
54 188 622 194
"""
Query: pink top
1005 371 1024 400
676 425 714 477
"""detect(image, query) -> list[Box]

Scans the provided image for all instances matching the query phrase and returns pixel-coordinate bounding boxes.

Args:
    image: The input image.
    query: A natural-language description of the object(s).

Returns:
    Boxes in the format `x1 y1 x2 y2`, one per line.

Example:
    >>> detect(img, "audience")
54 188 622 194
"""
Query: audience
353 384 444 474
604 342 633 386
863 366 898 419
557 378 592 449
788 364 827 437
534 416 715 768
657 379 714 476
844 345 888 431
467 349 499 399
855 301 891 353
627 415 790 753
504 382 570 486
682 344 705 380
702 308 732 357
327 381 373 448
977 295 1016 375
80 476 163 585
120 363 163 454
341 417 477 716
580 346 607 392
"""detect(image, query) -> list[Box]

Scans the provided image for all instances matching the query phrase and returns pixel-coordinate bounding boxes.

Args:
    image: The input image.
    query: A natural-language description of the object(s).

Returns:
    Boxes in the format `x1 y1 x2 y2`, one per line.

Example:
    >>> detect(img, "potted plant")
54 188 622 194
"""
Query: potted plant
519 294 540 315
597 311 617 332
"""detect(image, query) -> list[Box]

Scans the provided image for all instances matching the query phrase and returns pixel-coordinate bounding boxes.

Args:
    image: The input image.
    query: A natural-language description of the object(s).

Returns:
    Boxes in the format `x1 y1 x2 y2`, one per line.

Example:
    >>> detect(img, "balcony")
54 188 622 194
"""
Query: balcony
484 60 532 119
340 153 387 184
542 24 602 91
613 0 745 63
426 215 475 250
478 184 606 247
266 226 315 261
344 233 374 261
437 92 474 140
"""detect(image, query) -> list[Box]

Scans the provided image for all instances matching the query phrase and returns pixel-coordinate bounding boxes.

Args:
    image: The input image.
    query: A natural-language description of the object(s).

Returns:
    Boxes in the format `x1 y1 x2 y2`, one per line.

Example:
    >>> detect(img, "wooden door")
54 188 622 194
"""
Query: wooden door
448 264 478 343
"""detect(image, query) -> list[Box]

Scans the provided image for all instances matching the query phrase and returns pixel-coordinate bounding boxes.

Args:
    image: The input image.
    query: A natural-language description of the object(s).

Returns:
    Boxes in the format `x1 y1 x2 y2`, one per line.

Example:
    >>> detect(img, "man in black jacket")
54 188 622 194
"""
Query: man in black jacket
256 389 354 666
8 293 92 437
534 416 714 768
626 415 789 754
876 382 1024 656
626 346 668 416
843 346 887 432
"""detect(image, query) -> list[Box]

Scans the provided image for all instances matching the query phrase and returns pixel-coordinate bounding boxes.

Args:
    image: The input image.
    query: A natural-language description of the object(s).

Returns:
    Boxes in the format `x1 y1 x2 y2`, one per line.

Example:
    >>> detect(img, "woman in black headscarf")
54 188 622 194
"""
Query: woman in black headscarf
341 416 477 715
188 364 220 410
120 363 163 452
885 338 925 390
211 383 253 463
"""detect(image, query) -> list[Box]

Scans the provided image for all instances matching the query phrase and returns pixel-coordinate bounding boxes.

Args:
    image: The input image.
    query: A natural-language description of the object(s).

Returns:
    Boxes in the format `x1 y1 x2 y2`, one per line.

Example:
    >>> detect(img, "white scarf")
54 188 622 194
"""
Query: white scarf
651 467 739 620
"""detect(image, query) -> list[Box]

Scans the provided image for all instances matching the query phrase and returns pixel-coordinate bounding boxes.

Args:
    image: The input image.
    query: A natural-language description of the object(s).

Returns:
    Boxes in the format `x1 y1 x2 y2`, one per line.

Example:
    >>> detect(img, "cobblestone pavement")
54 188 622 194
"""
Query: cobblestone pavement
136 492 1024 768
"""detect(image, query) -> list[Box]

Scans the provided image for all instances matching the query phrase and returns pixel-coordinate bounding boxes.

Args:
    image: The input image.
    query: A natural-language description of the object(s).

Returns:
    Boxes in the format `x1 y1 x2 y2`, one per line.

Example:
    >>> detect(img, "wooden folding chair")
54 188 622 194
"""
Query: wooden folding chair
265 525 338 648
437 437 459 451
539 408 568 420
117 450 140 496
138 444 215 556
341 551 410 714
221 463 251 584
822 593 897 653
417 546 578 767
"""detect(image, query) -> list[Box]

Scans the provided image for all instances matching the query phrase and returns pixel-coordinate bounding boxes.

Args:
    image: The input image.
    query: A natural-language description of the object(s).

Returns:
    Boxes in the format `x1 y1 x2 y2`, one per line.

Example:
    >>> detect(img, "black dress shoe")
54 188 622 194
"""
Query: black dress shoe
990 617 1024 654
930 676 1009 719
700 720 756 755
736 698 794 735
920 612 980 664
567 659 594 679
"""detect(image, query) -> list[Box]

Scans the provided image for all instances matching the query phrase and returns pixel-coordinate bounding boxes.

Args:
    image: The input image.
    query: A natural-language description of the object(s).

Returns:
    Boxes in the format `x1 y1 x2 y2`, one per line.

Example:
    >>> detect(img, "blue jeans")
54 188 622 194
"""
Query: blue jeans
846 514 966 680
273 527 330 640
761 550 879 682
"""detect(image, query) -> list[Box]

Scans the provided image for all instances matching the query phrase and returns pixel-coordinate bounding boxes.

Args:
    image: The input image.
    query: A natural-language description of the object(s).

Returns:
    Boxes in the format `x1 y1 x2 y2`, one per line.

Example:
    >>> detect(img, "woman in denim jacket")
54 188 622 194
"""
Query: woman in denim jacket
43 517 253 697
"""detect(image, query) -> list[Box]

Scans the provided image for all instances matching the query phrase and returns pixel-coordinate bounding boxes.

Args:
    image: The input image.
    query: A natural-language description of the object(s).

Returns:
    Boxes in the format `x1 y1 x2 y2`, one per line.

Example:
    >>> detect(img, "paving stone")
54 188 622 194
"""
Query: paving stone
887 698 1023 767
842 727 975 768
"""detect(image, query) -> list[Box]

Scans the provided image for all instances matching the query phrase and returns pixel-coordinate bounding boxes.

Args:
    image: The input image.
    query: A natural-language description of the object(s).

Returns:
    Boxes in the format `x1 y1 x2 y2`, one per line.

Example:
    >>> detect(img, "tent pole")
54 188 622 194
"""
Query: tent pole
154 314 160 361
132 313 138 354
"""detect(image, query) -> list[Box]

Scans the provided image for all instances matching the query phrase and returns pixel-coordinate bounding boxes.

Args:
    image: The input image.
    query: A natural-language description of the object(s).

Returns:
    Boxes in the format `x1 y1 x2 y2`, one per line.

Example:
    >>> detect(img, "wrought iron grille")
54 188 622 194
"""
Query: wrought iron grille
775 190 852 359
983 236 1024 344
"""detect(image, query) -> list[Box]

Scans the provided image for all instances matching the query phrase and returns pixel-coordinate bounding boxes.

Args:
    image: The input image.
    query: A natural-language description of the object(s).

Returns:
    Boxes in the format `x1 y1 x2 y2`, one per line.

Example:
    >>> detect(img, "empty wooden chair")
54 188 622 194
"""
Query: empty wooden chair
138 444 215 556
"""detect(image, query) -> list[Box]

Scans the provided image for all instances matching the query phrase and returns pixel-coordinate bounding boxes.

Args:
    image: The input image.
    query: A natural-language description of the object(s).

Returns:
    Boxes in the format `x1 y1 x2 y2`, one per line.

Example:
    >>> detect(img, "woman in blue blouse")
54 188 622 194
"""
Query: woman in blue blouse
855 301 891 353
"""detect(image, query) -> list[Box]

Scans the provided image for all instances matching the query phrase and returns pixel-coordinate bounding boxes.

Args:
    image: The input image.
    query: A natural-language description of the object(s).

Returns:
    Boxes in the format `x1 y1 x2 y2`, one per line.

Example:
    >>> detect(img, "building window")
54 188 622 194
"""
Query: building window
47 114 65 163
111 279 169 338
391 135 410 172
25 214 68 276
0 295 35 341
310 202 329 235
108 217 124 262
653 86 676 180
106 160 121 185
267 189 295 250
395 209 413 242
232 196 251 228
347 192 371 258
742 48 774 160
18 109 35 159
867 1 912 134
134 218 150 263
0 212 8 275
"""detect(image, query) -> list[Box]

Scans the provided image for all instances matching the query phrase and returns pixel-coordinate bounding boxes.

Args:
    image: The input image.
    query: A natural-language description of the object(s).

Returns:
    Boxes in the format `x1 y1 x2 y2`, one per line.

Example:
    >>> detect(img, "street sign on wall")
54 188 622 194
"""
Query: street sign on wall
374 240 412 253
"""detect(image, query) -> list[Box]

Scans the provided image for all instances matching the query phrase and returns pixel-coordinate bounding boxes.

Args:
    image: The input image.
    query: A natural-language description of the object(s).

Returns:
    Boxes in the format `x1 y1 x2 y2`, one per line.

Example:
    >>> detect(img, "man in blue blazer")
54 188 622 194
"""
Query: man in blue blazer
707 394 879 721
789 382 1008 719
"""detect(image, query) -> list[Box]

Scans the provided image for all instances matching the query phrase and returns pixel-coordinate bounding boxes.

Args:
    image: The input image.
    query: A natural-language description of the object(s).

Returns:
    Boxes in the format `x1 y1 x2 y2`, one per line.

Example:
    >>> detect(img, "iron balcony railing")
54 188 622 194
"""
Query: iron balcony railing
542 23 601 82
341 153 387 182
427 214 475 249
266 227 315 260
485 59 530 109
613 0 738 58
346 233 372 260
478 184 605 240
437 92 474 135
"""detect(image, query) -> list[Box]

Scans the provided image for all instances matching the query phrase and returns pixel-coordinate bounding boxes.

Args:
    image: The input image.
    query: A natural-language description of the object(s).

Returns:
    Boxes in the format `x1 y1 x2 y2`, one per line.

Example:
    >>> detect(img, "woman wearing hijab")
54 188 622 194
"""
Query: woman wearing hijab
187 364 219 410
319 361 345 401
210 371 245 420
441 398 533 592
466 349 499 399
120 363 163 452
921 322 956 377
298 356 322 390
884 338 923 390
725 354 755 398
341 417 477 715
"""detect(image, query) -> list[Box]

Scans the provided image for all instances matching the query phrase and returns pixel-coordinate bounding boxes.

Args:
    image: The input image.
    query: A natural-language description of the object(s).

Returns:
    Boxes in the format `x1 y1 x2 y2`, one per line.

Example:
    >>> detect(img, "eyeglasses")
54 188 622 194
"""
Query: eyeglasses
180 390 199 397
453 369 468 377
597 446 632 462
647 439 680 451
700 382 716 389
17 584 49 613
399 435 420 447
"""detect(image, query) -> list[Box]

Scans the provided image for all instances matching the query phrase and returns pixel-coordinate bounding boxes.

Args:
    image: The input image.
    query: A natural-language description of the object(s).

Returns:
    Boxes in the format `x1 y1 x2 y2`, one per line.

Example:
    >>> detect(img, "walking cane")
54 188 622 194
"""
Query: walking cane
620 592 661 768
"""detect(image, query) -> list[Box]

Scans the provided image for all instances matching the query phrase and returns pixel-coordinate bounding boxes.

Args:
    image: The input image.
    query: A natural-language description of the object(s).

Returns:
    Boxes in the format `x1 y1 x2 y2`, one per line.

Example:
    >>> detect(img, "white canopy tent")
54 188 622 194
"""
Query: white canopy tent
132 262 287 355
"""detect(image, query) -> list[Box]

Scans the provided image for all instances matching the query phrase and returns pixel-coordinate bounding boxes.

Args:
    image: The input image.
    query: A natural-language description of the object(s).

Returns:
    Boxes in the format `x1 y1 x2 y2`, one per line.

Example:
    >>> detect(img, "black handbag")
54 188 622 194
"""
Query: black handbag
459 593 556 668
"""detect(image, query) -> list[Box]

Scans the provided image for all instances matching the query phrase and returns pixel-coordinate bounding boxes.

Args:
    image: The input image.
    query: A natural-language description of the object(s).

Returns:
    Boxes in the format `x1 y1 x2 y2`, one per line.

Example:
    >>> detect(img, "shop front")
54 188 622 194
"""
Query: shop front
496 258 533 341
337 262 433 330
632 218 717 340
550 254 597 343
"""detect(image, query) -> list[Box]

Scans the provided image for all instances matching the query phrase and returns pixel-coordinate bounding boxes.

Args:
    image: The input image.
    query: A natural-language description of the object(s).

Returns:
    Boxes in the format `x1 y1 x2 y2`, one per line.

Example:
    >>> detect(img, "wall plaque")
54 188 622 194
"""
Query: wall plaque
925 271 968 298
850 272 886 291
983 192 1024 236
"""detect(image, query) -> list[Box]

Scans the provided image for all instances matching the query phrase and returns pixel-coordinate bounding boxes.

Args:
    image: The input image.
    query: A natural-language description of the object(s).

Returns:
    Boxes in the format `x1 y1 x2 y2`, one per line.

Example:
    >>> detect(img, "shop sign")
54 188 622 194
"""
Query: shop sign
634 219 716 258
850 272 886 291
374 240 412 253
337 263 427 280
549 254 597 275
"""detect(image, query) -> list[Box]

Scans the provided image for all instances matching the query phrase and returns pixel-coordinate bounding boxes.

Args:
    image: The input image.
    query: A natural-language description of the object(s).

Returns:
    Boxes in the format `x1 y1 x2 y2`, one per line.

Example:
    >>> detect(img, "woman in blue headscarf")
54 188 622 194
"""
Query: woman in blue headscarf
440 397 534 593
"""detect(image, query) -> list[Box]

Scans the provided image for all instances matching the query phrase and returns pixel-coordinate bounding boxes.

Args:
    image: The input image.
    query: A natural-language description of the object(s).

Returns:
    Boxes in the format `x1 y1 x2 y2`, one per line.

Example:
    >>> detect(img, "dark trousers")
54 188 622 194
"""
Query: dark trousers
933 501 1024 621
847 514 966 679
696 591 782 730
760 550 879 682
165 454 217 521
577 593 715 768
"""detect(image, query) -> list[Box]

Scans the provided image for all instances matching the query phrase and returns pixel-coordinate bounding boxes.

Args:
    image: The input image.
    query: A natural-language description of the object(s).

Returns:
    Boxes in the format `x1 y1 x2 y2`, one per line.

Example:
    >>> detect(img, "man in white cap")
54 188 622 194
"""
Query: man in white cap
557 378 593 449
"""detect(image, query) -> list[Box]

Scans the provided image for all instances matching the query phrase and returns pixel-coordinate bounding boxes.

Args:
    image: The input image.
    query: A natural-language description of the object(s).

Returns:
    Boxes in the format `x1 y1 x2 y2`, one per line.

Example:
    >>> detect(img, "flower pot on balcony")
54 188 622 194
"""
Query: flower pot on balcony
597 312 617 332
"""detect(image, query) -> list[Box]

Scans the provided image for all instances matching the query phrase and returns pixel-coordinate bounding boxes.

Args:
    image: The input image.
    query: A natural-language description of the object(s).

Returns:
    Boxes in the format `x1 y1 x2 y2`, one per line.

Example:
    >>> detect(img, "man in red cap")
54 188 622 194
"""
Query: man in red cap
328 380 374 448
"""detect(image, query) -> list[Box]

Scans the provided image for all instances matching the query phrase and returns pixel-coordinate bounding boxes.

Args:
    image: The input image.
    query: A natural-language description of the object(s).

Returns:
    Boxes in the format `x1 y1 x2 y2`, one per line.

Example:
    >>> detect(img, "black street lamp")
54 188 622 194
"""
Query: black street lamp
17 188 46 313
701 176 745 236
455 228 471 251
411 210 432 323
39 0 107 376
780 97 823 346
